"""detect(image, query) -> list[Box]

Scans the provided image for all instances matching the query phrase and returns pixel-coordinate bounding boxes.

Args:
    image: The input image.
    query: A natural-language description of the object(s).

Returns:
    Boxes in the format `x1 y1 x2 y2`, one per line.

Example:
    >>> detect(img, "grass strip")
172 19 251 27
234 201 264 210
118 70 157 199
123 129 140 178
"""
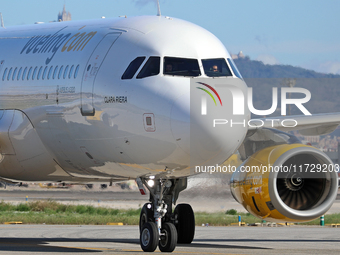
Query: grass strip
0 200 339 226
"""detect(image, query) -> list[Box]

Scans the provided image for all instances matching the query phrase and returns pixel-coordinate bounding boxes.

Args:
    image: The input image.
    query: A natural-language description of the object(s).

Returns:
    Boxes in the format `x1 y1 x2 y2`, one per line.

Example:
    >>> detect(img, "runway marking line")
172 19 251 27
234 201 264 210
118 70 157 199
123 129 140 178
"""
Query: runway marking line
4 222 22 225
107 222 124 225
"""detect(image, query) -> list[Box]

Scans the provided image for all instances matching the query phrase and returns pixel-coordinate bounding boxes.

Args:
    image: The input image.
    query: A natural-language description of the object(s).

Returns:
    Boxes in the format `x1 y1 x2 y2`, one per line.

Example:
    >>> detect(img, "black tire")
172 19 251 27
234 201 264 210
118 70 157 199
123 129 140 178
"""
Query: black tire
140 222 159 252
159 222 177 252
139 203 154 233
174 203 195 244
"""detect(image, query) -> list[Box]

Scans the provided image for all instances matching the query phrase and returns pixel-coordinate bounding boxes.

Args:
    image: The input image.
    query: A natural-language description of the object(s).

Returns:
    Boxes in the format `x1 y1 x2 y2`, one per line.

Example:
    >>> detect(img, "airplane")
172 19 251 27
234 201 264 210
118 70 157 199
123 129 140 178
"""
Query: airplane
0 9 339 253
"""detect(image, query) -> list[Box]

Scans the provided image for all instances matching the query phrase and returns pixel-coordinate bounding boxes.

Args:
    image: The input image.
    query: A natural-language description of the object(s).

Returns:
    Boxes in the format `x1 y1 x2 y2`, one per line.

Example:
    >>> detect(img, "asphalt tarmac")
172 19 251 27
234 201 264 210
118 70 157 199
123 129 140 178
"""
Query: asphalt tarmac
0 225 339 254
0 186 339 254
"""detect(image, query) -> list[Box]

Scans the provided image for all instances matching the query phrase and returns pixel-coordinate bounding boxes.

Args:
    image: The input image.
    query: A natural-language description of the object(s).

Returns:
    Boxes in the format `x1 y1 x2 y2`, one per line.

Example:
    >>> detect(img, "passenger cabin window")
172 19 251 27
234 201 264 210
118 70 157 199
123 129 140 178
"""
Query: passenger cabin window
22 67 27 80
37 66 43 80
58 66 64 79
42 66 48 80
17 67 22 80
137 57 160 79
12 68 17 80
2 68 7 81
164 57 201 77
74 65 80 78
122 57 146 79
63 65 69 79
69 65 74 79
32 67 38 80
48 66 53 79
202 58 233 77
27 67 32 80
1 64 80 83
53 66 58 79
7 68 12 81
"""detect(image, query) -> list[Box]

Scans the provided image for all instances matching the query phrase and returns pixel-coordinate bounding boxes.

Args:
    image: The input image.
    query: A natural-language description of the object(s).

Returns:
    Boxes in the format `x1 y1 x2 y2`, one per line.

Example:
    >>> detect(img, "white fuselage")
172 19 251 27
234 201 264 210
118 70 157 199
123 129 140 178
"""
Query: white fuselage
0 16 249 182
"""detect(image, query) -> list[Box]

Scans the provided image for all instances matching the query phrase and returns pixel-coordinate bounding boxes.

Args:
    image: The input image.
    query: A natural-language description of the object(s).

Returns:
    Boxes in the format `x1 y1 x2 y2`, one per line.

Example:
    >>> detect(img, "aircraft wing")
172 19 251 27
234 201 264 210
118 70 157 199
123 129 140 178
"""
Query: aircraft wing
248 112 340 136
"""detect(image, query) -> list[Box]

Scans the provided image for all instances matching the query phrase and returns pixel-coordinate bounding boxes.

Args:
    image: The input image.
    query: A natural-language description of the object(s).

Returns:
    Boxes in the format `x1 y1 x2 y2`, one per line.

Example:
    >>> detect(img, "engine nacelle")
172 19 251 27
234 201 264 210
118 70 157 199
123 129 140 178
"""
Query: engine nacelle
230 144 338 222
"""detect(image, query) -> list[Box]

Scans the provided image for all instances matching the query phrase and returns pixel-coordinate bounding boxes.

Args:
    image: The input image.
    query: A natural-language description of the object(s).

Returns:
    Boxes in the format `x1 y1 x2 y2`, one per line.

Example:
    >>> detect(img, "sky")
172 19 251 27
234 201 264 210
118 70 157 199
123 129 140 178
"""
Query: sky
1 0 340 74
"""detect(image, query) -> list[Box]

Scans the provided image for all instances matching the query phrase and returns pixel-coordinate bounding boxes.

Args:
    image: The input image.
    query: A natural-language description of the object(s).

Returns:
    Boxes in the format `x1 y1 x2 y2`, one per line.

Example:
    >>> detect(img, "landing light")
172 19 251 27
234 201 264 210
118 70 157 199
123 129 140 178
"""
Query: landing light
147 180 155 187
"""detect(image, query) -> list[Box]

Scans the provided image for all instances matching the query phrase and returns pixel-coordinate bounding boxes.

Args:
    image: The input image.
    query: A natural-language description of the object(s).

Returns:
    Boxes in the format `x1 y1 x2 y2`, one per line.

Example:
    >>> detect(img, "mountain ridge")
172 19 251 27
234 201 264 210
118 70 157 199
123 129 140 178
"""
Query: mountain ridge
233 57 340 115
233 57 340 78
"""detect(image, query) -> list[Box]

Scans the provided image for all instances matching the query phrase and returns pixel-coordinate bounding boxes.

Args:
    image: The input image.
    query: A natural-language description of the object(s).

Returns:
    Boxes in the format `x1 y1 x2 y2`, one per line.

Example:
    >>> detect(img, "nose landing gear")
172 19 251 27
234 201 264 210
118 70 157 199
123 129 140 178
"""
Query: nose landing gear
158 222 177 252
140 222 159 252
138 177 195 252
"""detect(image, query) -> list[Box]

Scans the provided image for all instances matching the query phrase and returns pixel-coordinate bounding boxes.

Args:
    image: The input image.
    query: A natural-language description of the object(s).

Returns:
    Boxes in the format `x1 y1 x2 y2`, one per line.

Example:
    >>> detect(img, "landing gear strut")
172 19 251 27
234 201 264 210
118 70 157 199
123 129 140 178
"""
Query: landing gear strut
138 177 195 252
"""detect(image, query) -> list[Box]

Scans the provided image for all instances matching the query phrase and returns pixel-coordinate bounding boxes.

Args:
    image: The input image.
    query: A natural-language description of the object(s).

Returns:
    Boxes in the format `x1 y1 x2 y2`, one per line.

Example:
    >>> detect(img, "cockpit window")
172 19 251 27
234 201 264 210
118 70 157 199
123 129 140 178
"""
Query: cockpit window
163 57 201 77
202 58 233 77
122 57 146 80
227 58 243 79
137 57 160 79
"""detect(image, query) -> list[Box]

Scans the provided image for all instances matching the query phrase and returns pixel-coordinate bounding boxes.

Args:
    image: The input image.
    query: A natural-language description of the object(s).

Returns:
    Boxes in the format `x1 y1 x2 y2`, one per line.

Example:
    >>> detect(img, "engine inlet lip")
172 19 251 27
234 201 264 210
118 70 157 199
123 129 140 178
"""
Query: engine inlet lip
268 146 338 221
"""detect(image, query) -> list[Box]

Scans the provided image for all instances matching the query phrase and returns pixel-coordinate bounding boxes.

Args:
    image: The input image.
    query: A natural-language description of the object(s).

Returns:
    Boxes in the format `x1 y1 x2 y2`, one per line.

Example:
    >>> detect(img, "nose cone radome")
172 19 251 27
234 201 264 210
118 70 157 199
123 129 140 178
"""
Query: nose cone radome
171 78 249 169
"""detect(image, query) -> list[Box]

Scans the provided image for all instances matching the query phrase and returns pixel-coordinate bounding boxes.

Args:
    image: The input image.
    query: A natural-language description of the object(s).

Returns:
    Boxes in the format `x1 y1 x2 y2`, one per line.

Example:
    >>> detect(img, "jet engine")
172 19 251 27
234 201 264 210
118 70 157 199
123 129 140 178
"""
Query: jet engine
230 144 338 222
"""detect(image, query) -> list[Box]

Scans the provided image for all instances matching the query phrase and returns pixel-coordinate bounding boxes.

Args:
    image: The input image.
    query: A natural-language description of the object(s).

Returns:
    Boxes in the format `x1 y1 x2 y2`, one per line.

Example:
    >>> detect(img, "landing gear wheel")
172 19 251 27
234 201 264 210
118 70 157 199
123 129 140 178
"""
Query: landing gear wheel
159 222 177 252
140 222 159 252
139 203 154 233
174 203 195 244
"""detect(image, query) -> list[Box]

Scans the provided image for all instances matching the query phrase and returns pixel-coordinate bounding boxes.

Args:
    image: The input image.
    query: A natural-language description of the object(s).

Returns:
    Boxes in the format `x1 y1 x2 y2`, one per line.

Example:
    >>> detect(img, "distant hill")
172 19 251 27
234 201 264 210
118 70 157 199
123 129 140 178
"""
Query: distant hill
233 57 340 116
234 57 340 79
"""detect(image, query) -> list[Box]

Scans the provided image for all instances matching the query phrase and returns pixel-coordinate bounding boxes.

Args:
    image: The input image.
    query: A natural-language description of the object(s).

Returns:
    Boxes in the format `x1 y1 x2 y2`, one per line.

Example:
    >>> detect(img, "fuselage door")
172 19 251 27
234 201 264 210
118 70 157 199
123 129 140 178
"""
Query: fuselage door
81 33 121 116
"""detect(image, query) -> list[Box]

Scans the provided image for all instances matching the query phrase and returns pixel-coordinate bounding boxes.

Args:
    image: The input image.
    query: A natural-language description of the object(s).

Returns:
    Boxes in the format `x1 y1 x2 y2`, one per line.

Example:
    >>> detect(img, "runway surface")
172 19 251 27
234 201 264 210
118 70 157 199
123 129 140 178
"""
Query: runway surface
0 187 339 254
0 225 339 254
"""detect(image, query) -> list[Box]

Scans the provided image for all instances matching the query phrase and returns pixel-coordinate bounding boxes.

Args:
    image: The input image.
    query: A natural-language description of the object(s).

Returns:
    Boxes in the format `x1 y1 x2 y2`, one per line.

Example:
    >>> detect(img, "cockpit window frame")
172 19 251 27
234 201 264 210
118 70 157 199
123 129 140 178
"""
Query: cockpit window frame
201 58 233 78
136 56 160 79
227 58 243 79
163 57 201 77
122 56 146 80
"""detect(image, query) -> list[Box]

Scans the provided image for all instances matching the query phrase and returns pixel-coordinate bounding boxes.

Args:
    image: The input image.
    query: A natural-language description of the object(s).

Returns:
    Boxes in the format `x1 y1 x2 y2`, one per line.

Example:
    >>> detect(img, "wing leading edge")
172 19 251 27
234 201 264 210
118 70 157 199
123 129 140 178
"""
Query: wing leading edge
248 112 340 136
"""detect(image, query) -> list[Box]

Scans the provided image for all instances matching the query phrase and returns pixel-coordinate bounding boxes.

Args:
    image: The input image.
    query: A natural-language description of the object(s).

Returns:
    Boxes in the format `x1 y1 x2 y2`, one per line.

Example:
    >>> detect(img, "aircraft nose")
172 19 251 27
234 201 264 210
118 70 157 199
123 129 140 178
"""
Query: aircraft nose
170 94 191 156
170 80 248 169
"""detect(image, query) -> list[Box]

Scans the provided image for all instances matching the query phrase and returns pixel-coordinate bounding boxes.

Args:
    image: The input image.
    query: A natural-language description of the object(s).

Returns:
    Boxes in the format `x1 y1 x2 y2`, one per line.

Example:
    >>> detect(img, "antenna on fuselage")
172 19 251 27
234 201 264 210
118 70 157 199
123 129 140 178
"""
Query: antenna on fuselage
156 0 161 16
0 13 5 28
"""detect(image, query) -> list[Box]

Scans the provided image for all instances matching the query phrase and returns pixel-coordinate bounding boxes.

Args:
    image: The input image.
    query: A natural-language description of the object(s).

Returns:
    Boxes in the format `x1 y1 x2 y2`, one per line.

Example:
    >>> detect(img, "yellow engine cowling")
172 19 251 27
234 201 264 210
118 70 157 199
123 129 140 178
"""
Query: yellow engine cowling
230 144 338 222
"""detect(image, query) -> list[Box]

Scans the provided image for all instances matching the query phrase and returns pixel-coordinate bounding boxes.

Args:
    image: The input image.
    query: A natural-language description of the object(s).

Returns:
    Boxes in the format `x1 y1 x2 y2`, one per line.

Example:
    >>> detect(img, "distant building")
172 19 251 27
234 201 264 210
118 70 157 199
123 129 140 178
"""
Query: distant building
231 51 245 60
231 54 238 59
58 5 72 21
